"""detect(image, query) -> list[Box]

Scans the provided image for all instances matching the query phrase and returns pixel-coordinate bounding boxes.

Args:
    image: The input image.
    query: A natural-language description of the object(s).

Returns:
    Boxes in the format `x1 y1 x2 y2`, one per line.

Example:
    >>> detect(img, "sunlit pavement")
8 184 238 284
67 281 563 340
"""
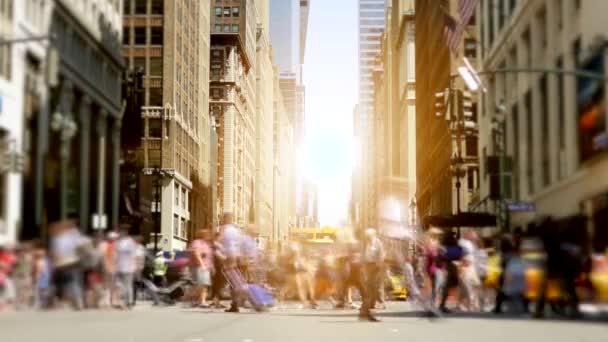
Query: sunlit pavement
1 302 607 342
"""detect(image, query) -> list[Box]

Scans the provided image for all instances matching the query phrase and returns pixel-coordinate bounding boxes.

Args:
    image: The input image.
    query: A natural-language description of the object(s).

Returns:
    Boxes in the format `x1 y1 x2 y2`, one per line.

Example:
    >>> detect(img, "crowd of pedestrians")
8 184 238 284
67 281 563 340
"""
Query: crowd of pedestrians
1 214 607 322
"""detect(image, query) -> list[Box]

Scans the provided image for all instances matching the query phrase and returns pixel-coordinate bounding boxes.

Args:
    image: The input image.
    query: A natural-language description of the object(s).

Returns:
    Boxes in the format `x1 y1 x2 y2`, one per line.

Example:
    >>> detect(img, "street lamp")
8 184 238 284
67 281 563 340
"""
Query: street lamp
50 110 78 219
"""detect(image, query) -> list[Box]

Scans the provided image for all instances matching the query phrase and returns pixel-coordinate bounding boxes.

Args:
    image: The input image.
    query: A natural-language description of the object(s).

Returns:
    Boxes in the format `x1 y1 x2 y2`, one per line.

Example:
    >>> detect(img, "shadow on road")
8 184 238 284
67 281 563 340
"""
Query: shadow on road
275 310 608 325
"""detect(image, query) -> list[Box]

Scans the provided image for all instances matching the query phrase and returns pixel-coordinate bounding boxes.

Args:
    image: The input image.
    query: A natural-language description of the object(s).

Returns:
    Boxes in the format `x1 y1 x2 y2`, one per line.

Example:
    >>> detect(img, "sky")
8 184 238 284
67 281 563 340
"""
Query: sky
302 0 358 226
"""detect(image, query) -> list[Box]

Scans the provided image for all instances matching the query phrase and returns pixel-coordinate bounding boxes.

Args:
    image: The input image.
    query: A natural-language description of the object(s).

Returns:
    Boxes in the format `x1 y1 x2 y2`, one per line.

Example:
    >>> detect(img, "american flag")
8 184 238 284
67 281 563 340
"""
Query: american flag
458 0 479 27
444 14 462 55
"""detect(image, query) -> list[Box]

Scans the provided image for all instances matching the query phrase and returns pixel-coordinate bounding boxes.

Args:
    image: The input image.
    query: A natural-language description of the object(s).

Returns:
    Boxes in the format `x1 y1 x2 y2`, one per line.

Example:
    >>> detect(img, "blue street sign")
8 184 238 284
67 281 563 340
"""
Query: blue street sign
507 201 536 212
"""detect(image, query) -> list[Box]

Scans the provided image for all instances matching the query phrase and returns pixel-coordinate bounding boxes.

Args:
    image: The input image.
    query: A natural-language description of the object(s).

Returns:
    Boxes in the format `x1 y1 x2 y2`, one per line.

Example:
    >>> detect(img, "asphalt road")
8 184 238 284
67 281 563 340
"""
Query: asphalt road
1 302 607 342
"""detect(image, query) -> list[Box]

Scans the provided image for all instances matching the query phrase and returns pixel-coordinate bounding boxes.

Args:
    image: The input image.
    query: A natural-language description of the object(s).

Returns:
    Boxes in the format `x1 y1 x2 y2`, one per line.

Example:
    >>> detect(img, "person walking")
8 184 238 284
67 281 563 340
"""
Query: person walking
189 229 213 308
403 253 441 317
49 220 85 310
359 228 383 322
220 213 245 313
438 232 463 313
99 231 118 308
33 247 52 310
210 232 227 309
424 233 444 307
114 226 137 309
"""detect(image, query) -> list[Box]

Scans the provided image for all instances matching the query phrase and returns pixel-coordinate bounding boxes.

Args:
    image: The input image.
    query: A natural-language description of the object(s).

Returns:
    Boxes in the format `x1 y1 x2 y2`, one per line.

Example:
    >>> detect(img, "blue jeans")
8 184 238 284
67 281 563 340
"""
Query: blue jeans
431 270 445 306
116 273 134 307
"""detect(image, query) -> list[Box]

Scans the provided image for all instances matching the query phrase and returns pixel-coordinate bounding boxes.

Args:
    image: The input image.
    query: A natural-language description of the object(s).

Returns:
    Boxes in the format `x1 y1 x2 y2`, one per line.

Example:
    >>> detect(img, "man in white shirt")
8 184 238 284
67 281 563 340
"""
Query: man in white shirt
114 226 137 309
219 213 245 313
360 228 383 322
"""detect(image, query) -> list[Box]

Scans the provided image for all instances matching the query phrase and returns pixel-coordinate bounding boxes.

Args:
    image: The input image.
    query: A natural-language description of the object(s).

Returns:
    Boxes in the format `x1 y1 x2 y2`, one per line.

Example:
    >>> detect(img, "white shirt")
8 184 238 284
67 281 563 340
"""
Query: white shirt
458 238 477 263
115 237 137 274
221 224 242 258
364 237 385 263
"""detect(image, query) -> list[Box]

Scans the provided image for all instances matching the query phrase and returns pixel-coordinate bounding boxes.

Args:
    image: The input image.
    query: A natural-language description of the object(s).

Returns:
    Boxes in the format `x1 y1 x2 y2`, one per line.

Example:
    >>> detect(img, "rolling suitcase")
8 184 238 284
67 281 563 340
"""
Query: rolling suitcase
247 284 275 310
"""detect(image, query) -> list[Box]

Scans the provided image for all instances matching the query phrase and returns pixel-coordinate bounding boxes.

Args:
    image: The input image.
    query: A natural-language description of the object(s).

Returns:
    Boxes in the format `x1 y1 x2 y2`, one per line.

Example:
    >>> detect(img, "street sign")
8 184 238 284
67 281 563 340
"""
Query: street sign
92 213 108 230
507 201 536 212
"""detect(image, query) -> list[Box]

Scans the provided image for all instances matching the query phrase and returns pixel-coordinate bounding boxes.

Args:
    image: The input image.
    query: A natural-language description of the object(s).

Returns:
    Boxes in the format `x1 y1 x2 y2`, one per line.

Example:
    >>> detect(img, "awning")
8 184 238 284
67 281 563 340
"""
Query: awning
422 212 497 228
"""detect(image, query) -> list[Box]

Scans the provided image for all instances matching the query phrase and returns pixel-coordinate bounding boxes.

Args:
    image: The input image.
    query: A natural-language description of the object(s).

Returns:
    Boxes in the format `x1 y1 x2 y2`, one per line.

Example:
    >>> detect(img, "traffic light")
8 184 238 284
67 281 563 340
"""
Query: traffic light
434 89 449 118
461 90 473 119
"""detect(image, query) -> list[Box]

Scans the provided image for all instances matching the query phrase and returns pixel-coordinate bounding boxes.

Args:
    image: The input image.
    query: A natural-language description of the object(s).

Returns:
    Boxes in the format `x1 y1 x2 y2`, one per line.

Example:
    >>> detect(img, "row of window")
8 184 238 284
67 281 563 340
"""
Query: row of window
124 0 163 15
213 24 240 33
214 6 239 18
123 26 163 45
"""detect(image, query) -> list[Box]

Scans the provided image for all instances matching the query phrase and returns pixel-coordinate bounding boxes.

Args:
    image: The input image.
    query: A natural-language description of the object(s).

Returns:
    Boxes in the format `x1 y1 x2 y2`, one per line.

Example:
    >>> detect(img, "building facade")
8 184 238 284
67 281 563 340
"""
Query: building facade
210 0 257 227
356 0 386 230
270 0 310 228
255 0 276 240
123 0 207 251
415 0 479 223
477 0 608 249
272 64 294 243
0 0 125 243
370 0 417 228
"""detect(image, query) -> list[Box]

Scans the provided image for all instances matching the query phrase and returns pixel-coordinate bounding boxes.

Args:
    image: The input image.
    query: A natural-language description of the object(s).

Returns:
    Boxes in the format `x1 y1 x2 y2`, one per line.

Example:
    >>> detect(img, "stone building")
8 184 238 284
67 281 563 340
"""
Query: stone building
122 0 208 250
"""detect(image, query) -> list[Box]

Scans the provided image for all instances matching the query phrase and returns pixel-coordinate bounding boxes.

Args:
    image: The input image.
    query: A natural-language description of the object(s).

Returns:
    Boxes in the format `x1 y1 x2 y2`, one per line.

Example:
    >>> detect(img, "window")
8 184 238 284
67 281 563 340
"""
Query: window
149 118 162 137
134 27 146 45
231 24 239 33
464 39 476 58
175 184 180 206
556 56 565 179
122 27 130 45
525 90 534 194
150 27 163 45
467 168 475 190
522 28 531 66
223 7 230 16
151 0 163 14
540 76 550 187
214 24 221 32
181 188 186 209
512 105 520 200
133 57 145 73
537 9 547 48
149 57 162 76
214 7 222 17
0 44 11 81
180 218 186 238
148 149 161 167
149 87 162 106
223 25 230 33
465 136 478 157
135 0 146 14
232 7 239 17
123 0 130 15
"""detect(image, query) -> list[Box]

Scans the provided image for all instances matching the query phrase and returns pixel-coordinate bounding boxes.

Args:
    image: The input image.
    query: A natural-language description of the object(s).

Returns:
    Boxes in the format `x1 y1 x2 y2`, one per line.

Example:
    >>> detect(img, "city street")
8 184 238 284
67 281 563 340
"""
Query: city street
1 302 607 342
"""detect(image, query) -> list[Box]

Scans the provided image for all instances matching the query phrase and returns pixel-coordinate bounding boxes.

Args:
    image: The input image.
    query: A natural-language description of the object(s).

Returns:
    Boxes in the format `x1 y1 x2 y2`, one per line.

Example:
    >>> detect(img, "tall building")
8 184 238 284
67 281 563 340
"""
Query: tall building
123 0 208 250
414 0 479 222
363 0 416 230
210 0 257 226
272 64 294 243
255 0 276 240
477 0 608 249
0 0 124 244
270 0 311 226
356 0 386 229
270 0 300 73
191 0 213 232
